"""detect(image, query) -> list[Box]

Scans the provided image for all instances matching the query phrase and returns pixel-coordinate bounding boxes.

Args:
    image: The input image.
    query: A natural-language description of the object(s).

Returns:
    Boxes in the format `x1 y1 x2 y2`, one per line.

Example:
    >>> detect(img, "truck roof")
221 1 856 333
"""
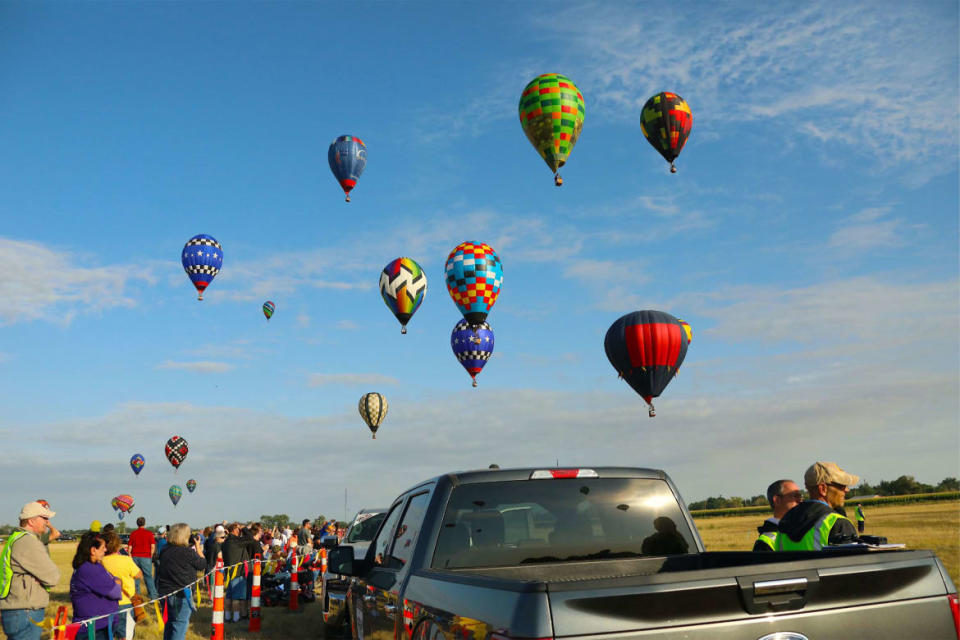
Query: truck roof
429 466 668 488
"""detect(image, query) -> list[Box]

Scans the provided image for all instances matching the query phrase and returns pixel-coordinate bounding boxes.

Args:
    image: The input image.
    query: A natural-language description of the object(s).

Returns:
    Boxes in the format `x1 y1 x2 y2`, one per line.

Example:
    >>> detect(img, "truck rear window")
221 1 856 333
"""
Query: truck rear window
432 478 696 569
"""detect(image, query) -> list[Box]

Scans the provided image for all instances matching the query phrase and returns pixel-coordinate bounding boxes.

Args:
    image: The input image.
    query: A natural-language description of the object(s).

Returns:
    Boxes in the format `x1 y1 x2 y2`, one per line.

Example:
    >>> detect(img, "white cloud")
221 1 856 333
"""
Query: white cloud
536 2 958 170
336 320 358 330
0 237 155 325
827 206 917 251
157 360 234 374
308 373 399 387
297 313 311 328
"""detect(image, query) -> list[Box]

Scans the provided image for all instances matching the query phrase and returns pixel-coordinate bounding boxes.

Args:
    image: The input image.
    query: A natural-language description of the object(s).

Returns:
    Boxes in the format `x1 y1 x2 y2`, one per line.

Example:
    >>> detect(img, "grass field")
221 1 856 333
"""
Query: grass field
694 500 960 585
5 500 957 639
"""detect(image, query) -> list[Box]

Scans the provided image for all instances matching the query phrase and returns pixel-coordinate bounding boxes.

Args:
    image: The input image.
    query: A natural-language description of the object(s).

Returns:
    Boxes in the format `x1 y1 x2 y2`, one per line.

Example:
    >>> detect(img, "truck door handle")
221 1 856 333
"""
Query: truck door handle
737 572 819 615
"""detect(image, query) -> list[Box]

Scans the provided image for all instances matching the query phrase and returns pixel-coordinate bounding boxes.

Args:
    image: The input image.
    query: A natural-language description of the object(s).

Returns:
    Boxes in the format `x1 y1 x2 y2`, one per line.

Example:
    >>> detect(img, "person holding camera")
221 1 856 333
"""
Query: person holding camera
156 524 205 640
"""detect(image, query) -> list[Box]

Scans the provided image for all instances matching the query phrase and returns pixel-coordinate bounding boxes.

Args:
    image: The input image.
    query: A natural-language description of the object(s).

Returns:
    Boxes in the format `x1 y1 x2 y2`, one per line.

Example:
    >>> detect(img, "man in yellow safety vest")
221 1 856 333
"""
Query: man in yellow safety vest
776 462 860 551
753 479 802 551
0 502 61 640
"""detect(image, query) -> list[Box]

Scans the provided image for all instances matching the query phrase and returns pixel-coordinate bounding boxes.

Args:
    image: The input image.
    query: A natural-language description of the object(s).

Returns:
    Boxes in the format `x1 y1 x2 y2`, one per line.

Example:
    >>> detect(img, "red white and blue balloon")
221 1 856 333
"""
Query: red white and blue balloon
328 135 367 202
451 319 494 387
181 234 223 301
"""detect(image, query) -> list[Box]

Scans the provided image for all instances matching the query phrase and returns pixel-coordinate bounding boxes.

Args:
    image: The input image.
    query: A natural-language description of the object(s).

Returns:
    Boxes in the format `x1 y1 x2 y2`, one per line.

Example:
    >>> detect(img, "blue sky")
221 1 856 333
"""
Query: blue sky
1 1 957 529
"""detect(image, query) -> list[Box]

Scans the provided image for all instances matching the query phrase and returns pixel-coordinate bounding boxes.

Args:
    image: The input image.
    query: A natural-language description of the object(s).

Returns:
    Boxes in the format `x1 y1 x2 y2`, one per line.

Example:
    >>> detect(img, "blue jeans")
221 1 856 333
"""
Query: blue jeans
115 604 133 639
162 595 193 640
133 556 157 599
0 609 44 640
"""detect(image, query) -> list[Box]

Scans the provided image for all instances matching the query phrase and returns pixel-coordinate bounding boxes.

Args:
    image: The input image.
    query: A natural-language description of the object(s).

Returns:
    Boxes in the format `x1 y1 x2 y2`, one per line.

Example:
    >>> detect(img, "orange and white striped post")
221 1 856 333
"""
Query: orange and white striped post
288 552 300 611
210 565 225 640
321 547 328 574
249 554 262 632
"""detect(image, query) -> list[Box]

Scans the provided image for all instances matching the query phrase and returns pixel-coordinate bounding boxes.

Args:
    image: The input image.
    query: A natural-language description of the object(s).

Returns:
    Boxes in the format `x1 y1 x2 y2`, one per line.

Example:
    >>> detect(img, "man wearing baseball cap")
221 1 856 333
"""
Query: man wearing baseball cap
776 462 860 551
0 502 61 640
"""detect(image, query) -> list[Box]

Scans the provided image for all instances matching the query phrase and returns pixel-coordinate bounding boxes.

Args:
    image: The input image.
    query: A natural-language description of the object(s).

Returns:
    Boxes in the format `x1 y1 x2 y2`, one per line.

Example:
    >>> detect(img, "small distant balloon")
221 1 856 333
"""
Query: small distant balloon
379 257 427 334
164 436 188 470
358 392 388 439
186 479 197 493
451 318 494 387
181 234 223 300
263 301 275 321
169 485 183 506
130 454 145 476
328 135 367 202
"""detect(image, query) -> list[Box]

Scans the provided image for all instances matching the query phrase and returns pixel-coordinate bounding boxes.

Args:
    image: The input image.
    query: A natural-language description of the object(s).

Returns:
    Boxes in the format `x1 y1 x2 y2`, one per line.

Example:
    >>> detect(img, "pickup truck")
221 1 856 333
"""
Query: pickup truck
322 508 388 631
327 467 960 640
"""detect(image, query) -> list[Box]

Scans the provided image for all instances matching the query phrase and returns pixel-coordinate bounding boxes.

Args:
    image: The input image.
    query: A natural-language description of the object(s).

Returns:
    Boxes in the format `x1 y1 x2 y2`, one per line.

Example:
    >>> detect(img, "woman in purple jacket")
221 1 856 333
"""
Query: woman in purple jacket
70 531 122 639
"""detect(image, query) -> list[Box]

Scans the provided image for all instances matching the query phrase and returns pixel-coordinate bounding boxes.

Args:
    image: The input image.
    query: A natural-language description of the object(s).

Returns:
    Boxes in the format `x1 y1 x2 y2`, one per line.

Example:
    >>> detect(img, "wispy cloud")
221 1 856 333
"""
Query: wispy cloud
535 2 958 171
0 237 155 326
827 206 917 251
157 360 235 374
308 373 400 387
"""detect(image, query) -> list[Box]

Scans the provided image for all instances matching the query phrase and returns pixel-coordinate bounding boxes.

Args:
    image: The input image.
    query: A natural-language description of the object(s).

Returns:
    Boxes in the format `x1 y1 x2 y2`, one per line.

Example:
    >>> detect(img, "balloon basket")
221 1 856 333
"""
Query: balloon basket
197 293 204 301
554 174 563 187
372 434 376 439
670 164 677 174
648 404 656 418
345 195 351 202
472 379 478 388
401 326 407 334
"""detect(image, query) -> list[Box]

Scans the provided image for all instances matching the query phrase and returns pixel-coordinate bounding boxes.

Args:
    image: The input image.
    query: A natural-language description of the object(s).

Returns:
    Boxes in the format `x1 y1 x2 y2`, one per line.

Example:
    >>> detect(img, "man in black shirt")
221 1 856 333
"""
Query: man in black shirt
220 523 249 623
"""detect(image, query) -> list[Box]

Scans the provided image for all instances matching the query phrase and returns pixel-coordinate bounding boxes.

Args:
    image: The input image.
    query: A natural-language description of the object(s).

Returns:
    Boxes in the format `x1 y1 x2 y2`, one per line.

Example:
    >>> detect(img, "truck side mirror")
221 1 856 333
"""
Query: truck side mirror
322 536 339 550
328 545 367 576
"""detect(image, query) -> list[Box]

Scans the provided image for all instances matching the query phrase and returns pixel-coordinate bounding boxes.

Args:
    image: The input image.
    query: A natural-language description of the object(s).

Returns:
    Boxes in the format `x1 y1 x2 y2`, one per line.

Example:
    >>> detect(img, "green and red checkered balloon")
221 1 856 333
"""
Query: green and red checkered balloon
518 73 585 183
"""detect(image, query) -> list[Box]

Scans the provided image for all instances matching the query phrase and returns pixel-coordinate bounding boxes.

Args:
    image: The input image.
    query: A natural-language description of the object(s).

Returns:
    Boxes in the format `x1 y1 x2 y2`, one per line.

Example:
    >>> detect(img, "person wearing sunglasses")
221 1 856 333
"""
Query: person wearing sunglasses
0 502 61 640
753 479 802 551
775 462 860 551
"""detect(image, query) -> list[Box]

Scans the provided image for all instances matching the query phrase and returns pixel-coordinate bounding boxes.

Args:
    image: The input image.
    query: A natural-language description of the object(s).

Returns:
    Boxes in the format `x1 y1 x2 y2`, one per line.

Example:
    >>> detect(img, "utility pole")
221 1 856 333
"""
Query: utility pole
344 488 347 524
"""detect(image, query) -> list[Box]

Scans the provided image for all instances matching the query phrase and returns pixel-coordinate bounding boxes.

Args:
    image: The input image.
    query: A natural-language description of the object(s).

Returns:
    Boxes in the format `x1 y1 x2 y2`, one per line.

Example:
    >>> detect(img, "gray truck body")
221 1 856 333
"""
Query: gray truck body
326 467 958 640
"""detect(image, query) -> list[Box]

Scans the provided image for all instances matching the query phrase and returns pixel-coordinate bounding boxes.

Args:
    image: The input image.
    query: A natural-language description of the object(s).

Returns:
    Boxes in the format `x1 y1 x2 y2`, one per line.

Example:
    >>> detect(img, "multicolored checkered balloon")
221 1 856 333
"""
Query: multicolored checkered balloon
358 392 388 440
519 73 585 184
164 436 188 470
379 257 427 334
444 241 503 326
451 319 494 387
640 92 692 173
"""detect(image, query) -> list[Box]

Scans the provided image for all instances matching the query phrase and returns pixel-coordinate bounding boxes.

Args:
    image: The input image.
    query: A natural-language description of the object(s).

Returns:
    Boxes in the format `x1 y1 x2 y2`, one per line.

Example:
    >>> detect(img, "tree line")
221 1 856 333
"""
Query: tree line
687 475 959 511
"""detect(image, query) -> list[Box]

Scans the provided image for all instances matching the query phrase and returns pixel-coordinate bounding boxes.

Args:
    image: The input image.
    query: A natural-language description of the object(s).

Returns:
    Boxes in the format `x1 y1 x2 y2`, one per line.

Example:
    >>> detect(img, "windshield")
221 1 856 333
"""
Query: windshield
346 512 387 543
431 478 696 569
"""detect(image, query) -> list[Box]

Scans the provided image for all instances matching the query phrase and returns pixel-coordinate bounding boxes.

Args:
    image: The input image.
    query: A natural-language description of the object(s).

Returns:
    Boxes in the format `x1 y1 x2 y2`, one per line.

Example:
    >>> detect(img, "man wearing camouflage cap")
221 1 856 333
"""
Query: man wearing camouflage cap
0 502 61 640
776 462 860 550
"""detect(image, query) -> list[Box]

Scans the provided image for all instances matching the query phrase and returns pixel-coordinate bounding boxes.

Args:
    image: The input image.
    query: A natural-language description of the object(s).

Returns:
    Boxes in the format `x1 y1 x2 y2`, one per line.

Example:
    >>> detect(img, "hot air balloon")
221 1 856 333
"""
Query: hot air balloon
111 494 135 516
130 454 145 476
186 479 197 493
451 319 494 387
263 301 275 321
181 234 223 300
169 485 183 507
519 73 585 186
358 392 388 439
445 241 503 326
678 319 692 344
604 310 689 417
328 135 367 202
164 436 188 470
379 257 427 334
118 512 125 520
640 92 692 173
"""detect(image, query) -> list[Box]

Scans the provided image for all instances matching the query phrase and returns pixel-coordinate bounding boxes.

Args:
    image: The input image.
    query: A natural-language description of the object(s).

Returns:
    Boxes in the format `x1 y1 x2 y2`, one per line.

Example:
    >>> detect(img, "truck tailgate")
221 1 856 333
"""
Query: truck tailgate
545 551 955 638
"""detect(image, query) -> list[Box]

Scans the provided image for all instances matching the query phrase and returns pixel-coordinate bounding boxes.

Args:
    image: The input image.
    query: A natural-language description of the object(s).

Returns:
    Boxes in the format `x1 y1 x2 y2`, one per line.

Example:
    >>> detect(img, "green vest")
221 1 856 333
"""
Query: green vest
0 531 28 599
775 512 843 551
756 530 777 550
855 507 864 522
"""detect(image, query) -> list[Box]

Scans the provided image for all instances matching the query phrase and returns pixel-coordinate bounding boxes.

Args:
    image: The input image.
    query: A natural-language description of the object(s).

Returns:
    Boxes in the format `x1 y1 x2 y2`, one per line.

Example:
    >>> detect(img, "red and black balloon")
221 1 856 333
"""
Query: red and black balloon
164 435 189 470
604 310 689 417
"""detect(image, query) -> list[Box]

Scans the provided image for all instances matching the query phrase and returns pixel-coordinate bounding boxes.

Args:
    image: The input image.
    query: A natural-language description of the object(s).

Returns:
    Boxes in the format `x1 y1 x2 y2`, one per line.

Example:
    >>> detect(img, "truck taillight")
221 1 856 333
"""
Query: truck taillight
949 593 959 638
529 469 598 479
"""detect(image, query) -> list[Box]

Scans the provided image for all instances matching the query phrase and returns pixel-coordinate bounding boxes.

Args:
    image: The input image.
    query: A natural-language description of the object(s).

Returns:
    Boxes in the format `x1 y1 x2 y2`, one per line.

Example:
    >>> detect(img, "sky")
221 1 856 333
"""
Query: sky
0 1 957 530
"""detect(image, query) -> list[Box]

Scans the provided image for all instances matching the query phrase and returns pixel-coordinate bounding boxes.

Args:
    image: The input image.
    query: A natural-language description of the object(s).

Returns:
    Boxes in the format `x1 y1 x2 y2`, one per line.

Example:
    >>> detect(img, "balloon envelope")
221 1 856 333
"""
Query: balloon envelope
181 234 223 300
186 479 197 493
164 436 188 469
169 485 182 506
358 392 388 439
263 301 275 321
379 257 427 333
111 494 135 514
604 310 689 411
519 73 585 177
328 135 367 201
640 92 692 171
444 241 503 326
451 319 494 387
130 454 145 476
